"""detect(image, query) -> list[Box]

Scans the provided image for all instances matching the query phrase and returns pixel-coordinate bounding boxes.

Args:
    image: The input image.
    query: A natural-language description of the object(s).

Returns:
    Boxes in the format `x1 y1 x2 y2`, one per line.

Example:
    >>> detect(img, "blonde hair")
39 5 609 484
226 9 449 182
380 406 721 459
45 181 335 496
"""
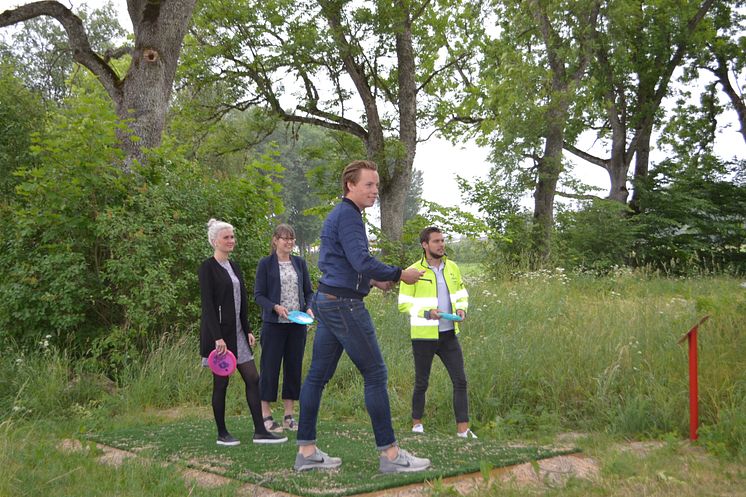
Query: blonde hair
342 160 377 194
207 218 234 247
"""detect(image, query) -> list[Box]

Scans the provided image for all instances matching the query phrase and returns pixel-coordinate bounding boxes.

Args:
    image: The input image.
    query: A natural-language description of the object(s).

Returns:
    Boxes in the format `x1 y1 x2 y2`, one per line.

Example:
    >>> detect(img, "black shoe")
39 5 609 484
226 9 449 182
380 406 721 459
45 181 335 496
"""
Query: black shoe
216 433 240 446
253 431 288 444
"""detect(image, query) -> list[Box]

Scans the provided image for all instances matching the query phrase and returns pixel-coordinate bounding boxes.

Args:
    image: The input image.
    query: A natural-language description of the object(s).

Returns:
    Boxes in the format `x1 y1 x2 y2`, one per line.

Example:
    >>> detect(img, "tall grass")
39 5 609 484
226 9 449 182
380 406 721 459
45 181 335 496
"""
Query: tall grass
1 269 744 458
369 269 746 455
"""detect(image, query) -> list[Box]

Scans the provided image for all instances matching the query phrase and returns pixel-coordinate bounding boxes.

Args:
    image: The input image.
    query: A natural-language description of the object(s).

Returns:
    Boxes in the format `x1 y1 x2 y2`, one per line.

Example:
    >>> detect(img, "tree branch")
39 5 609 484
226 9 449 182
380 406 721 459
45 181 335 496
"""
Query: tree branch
556 190 603 201
563 141 609 170
417 50 472 94
295 104 368 140
1 1 123 104
318 0 382 134
103 45 133 62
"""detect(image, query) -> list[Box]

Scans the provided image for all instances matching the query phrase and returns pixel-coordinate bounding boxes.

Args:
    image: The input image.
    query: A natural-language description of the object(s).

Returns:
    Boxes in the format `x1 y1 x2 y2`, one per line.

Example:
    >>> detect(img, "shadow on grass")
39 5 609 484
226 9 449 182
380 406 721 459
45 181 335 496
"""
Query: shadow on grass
90 417 576 496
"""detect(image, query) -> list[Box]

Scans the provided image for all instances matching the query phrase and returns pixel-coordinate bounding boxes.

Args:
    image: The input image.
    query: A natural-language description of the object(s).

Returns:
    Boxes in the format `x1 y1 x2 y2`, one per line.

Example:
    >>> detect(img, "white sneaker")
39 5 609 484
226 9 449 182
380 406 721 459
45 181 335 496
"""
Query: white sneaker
411 423 424 433
457 428 477 439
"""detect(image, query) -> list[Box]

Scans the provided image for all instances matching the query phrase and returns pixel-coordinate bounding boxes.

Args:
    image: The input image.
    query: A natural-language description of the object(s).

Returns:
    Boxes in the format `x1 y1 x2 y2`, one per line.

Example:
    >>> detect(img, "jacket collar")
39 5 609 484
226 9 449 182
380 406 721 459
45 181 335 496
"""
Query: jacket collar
418 254 449 269
342 197 362 213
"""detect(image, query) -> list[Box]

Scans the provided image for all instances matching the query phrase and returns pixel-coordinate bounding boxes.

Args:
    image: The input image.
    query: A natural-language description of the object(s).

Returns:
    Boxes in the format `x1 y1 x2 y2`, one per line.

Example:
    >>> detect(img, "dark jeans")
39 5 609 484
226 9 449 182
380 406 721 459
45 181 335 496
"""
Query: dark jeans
259 321 307 402
297 292 396 450
412 330 469 423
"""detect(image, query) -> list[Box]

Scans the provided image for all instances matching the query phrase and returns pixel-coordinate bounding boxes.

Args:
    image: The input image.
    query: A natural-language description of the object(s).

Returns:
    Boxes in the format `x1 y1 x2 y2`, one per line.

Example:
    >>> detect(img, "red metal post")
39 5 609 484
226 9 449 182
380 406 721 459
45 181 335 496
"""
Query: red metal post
678 316 709 441
688 327 698 440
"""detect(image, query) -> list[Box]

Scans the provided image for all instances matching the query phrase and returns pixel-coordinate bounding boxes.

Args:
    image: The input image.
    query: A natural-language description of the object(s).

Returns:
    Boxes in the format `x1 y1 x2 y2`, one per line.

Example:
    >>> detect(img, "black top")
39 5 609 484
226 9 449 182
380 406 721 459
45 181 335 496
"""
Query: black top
198 257 252 358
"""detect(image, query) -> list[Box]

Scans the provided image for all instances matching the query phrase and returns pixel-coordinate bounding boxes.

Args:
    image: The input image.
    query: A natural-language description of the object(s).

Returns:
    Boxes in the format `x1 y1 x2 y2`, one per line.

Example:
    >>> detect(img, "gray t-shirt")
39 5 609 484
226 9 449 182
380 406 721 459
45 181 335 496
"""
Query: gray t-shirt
428 260 454 332
215 260 252 364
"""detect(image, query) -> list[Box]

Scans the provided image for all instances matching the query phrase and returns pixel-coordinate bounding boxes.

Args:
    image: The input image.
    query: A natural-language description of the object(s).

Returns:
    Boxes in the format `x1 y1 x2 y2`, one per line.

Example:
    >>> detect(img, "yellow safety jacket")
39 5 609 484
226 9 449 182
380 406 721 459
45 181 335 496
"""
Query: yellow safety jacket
398 256 469 340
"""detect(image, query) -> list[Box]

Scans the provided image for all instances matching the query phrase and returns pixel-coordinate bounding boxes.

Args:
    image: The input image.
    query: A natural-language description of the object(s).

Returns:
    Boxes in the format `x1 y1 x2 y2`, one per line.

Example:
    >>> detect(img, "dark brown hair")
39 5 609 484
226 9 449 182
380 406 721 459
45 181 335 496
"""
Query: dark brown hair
419 226 442 244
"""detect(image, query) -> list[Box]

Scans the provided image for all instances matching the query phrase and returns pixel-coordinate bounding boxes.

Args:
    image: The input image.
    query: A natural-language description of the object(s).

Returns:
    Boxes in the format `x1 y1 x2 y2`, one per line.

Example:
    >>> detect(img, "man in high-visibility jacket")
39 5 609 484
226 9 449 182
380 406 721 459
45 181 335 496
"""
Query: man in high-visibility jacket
398 226 476 439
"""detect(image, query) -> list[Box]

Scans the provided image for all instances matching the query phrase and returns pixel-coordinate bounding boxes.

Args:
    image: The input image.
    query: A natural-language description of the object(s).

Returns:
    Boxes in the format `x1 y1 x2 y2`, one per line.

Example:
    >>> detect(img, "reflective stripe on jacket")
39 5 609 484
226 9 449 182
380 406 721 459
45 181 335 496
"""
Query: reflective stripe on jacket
398 256 468 340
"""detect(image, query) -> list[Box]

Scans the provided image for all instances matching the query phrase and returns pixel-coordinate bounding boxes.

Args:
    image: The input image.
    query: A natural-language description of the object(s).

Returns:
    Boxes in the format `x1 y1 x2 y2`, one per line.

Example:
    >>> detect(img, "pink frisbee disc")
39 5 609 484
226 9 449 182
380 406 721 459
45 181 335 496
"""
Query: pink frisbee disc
208 349 237 376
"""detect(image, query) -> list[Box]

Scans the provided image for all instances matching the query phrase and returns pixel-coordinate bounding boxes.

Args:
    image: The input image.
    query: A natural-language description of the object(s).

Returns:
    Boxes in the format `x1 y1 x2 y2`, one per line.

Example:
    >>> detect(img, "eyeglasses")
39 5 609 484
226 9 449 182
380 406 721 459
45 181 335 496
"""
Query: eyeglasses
278 237 296 241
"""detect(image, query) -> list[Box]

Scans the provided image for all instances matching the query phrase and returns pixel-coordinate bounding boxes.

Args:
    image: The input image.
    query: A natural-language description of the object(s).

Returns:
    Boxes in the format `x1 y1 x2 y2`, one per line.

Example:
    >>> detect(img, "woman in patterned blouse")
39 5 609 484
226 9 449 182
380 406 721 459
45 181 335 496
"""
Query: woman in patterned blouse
254 224 314 432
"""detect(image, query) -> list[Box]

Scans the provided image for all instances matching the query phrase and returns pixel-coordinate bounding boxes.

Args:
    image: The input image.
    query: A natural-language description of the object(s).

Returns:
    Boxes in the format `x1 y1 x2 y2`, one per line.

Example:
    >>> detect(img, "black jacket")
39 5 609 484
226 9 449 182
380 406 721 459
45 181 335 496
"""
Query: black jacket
198 257 252 358
254 252 314 323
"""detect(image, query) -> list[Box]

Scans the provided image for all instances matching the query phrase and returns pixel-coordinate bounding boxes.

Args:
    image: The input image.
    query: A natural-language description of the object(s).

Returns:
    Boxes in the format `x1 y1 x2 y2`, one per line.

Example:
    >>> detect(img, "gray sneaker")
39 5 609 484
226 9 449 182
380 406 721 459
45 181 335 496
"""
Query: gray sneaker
294 448 342 471
379 448 431 473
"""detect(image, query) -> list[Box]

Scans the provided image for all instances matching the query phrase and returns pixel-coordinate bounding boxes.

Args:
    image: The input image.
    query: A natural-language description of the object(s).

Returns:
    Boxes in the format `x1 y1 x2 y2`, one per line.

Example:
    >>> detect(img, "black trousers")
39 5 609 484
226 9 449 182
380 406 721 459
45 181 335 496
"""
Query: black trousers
411 330 469 423
259 321 307 402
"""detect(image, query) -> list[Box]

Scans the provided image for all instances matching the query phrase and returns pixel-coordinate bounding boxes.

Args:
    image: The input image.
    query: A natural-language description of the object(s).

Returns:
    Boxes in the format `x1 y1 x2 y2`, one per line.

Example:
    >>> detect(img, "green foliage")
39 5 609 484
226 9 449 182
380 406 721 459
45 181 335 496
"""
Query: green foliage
0 343 113 422
0 87 281 370
555 200 640 272
446 238 492 264
2 272 746 464
0 2 126 101
0 87 128 351
370 200 487 267
699 401 746 459
633 157 746 274
0 63 44 200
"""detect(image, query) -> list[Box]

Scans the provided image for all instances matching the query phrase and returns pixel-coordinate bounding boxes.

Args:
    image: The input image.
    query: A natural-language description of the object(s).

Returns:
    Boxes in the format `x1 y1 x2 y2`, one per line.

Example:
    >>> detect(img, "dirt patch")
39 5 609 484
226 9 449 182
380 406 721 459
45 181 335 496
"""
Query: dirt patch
57 438 134 467
499 453 600 488
346 454 600 497
182 468 233 488
615 440 665 456
98 445 137 467
57 438 85 454
235 483 298 497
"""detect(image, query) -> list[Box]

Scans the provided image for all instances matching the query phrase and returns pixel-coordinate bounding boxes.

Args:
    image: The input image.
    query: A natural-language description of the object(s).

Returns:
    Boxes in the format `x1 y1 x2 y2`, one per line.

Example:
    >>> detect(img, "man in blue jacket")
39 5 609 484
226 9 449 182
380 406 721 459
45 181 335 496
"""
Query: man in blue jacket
294 160 431 474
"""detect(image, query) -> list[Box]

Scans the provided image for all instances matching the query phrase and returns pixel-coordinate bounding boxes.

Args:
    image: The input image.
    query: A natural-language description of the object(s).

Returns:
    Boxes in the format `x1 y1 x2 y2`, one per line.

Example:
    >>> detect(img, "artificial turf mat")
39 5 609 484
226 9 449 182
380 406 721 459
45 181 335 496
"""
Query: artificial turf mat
90 416 576 496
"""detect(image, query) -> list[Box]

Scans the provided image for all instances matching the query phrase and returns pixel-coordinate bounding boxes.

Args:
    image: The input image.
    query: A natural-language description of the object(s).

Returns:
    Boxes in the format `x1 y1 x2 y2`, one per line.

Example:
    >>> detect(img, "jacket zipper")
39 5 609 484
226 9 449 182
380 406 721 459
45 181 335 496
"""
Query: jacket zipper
218 305 222 324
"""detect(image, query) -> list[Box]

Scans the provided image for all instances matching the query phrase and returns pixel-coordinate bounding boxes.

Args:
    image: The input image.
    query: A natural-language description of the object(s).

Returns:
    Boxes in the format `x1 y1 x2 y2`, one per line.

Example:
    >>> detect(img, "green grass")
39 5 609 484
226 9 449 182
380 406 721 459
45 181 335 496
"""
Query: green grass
89 417 574 497
1 270 744 495
0 419 240 497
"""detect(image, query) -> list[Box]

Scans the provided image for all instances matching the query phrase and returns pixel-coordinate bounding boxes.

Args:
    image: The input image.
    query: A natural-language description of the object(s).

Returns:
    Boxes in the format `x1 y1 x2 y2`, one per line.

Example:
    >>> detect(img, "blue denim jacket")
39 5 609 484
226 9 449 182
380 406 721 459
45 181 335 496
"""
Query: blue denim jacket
318 198 401 298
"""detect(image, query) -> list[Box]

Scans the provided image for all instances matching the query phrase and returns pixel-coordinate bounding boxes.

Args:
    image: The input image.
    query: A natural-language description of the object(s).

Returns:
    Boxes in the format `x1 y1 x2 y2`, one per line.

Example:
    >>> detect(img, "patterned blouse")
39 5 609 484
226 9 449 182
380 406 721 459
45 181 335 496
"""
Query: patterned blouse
277 260 300 323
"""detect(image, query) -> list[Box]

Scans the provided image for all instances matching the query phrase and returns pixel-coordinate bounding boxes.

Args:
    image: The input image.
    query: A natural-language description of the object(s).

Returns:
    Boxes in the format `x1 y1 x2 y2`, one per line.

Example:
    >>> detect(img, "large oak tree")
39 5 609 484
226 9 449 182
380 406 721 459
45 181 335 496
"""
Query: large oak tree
182 0 479 242
564 0 716 210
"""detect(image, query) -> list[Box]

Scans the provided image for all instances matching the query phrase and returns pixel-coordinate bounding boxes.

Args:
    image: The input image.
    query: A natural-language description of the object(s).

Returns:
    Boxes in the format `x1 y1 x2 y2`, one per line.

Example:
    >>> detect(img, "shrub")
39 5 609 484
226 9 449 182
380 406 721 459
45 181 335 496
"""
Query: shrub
0 88 281 370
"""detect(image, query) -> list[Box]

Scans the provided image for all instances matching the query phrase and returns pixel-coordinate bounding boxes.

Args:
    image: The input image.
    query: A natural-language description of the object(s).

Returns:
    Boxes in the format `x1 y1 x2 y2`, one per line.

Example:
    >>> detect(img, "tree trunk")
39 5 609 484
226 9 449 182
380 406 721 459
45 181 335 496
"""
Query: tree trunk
532 158 559 260
378 7 416 244
630 123 653 211
527 0 598 261
118 0 197 168
711 52 746 146
532 114 565 260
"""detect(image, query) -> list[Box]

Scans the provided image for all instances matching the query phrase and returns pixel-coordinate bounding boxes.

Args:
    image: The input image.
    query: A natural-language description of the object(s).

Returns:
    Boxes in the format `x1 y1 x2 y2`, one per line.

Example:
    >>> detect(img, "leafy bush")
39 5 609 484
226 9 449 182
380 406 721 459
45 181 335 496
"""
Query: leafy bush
633 157 746 275
0 62 44 200
0 87 281 371
555 199 639 272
